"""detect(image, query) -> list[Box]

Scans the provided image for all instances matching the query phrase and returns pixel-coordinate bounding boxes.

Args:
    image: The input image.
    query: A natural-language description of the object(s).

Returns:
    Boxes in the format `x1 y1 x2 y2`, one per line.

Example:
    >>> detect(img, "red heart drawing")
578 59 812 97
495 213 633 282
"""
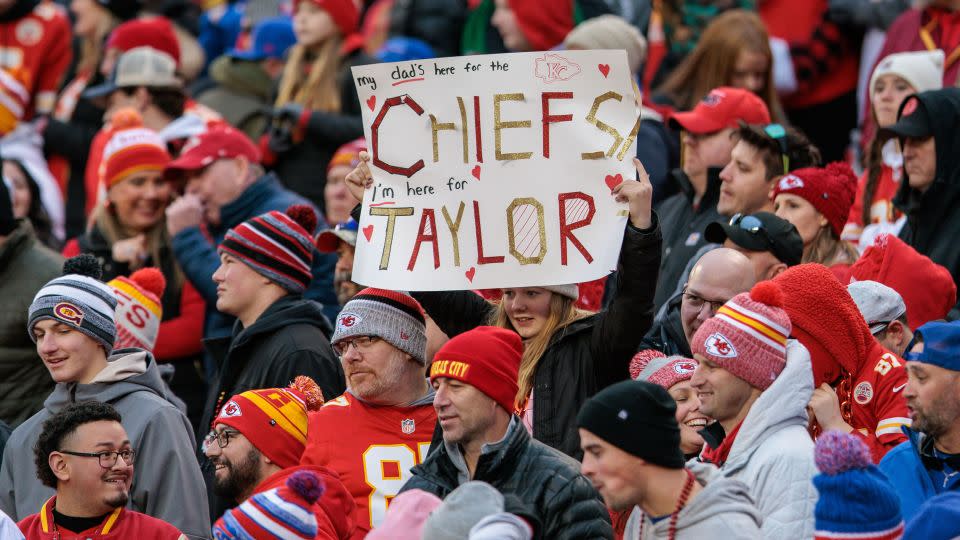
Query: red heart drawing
471 165 481 180
366 95 377 111
604 173 623 192
598 64 610 78
465 267 476 282
362 225 374 241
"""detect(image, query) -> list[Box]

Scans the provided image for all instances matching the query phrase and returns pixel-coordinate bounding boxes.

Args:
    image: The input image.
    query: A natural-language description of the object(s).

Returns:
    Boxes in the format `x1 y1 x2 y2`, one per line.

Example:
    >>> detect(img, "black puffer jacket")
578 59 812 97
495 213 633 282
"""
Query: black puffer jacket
413 217 661 459
401 420 612 540
388 0 469 57
894 88 960 320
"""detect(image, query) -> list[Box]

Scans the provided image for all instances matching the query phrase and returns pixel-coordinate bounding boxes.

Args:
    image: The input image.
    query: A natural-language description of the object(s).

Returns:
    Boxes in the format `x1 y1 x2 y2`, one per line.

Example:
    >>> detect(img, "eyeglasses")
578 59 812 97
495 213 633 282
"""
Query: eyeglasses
729 213 776 250
203 429 242 450
764 123 790 174
332 335 382 356
59 449 135 468
682 289 727 314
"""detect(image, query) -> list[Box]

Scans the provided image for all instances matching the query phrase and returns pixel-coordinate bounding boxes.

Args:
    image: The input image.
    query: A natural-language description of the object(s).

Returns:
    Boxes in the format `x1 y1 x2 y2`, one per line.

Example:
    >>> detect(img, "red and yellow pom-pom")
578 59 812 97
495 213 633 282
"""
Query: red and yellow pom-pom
128 268 166 299
110 107 144 130
289 375 324 411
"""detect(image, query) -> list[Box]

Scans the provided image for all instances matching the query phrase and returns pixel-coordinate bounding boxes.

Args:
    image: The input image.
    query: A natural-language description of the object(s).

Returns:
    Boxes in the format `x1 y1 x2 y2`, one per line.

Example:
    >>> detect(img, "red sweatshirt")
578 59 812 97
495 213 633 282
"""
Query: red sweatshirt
19 497 185 539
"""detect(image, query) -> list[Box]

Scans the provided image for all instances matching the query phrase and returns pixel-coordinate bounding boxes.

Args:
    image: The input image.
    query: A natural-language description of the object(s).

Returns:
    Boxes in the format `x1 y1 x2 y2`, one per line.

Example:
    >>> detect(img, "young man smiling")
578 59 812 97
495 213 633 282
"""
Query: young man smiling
18 402 185 539
0 255 208 539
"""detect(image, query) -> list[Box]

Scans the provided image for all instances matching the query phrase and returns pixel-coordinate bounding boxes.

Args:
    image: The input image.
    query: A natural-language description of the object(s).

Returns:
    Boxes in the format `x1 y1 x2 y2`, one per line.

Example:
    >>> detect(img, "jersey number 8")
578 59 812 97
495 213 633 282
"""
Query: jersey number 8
362 443 431 527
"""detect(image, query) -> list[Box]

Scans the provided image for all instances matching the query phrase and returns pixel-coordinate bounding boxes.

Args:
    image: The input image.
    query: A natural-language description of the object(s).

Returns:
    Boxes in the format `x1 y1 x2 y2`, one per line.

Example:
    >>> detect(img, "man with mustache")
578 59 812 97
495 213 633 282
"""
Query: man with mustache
301 288 436 539
880 320 960 520
18 401 185 539
203 377 355 538
316 218 362 307
0 254 208 539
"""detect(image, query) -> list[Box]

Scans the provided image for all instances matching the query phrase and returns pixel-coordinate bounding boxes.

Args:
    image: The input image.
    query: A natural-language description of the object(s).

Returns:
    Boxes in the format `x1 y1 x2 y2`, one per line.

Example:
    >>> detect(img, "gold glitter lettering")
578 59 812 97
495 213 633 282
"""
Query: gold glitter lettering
494 93 533 161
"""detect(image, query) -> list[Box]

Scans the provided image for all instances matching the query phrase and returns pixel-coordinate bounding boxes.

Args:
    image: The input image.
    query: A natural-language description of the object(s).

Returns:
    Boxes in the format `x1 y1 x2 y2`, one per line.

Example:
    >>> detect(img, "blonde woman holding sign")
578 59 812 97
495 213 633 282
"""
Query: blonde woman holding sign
345 152 662 459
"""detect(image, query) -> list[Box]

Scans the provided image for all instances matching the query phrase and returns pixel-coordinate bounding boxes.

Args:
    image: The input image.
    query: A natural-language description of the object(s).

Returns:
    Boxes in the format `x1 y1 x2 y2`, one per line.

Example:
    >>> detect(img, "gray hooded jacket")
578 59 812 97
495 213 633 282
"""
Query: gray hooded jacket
0 349 210 539
623 460 763 539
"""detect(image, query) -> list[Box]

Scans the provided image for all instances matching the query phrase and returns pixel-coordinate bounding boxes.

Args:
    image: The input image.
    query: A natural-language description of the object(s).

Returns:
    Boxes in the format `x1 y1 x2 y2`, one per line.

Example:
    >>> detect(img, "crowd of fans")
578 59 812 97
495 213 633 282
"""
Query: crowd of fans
0 0 957 538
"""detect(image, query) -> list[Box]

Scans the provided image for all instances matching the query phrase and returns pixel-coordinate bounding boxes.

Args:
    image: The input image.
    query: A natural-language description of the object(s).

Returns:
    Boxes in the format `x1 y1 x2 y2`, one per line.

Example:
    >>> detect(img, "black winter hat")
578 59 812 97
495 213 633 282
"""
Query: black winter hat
577 380 685 469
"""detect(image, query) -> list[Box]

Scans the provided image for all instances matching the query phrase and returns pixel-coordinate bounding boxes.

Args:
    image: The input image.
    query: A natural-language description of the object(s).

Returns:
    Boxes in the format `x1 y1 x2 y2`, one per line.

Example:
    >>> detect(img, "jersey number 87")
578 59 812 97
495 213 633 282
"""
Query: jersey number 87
362 443 431 527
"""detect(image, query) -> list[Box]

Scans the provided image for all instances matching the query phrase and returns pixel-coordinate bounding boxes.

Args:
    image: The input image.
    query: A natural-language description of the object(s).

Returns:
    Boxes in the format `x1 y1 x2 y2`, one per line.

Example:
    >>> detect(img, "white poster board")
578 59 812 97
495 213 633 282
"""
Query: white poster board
350 50 639 290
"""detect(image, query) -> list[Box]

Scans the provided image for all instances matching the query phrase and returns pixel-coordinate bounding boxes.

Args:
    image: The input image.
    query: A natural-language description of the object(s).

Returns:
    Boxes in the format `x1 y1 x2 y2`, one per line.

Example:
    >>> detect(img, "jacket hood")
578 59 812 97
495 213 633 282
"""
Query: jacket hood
253 465 356 539
232 295 333 347
43 349 176 412
724 340 813 473
849 234 957 330
209 56 273 100
893 88 960 248
651 461 762 534
774 263 872 385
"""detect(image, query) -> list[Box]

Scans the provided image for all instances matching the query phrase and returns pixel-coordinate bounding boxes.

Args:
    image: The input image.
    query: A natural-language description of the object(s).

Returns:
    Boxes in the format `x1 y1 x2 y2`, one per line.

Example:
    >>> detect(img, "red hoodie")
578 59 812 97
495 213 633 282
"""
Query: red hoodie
246 466 357 540
849 234 957 330
774 264 910 462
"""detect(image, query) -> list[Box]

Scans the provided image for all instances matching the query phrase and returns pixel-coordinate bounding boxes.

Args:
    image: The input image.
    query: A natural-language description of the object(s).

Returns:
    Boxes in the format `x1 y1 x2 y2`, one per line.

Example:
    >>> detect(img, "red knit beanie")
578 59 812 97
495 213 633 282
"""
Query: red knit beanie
773 263 870 386
773 162 857 238
691 281 791 390
295 0 360 37
630 349 699 390
508 0 574 51
107 17 181 65
214 376 324 468
849 234 957 331
429 326 522 412
100 108 171 189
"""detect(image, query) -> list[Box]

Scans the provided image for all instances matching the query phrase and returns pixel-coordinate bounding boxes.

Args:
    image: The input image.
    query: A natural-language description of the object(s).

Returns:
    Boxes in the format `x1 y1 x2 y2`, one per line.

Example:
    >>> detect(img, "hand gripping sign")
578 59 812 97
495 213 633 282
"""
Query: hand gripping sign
351 50 638 290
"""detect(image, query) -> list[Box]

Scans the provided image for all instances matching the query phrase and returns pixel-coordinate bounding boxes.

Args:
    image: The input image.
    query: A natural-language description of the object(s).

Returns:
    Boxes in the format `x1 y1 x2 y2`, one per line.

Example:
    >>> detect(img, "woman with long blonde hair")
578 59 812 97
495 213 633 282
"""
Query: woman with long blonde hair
655 9 785 123
344 153 663 459
268 0 375 209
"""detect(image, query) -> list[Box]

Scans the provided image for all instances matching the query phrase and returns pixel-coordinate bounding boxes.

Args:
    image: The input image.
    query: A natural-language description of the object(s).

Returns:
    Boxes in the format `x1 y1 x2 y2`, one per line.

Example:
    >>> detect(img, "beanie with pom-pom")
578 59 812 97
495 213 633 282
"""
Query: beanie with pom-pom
219 204 318 293
772 161 858 238
28 254 118 352
813 431 903 540
691 281 792 390
107 268 166 352
212 469 324 540
213 376 326 468
100 107 171 189
630 350 699 390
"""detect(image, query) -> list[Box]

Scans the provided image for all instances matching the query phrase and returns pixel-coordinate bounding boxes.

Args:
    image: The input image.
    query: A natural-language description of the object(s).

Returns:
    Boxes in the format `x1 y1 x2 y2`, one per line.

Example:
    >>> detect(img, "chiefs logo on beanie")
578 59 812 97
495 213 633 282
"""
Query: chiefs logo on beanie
773 162 857 238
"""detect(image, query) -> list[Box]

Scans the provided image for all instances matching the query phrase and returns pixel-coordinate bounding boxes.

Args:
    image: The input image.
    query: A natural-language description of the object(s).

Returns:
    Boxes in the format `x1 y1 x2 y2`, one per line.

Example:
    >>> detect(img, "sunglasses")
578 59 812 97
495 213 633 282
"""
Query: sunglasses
729 213 776 250
764 123 790 175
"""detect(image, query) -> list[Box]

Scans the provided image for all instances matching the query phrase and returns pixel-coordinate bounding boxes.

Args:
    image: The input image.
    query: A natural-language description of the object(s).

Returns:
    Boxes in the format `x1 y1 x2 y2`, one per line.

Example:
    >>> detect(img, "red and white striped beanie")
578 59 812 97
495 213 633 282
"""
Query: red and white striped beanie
100 108 171 189
629 349 699 390
691 281 792 390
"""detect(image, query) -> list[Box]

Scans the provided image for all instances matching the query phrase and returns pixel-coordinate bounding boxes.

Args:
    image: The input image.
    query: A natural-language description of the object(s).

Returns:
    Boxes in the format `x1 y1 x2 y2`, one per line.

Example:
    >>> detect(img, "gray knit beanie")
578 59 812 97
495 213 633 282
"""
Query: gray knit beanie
421 481 505 540
28 254 118 352
332 288 427 364
564 15 648 74
542 283 579 301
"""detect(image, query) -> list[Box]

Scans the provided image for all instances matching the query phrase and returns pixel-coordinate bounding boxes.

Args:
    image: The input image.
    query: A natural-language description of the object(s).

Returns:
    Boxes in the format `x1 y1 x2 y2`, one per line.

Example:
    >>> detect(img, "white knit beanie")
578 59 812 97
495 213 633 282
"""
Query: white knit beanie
869 49 944 103
542 284 579 301
563 15 647 74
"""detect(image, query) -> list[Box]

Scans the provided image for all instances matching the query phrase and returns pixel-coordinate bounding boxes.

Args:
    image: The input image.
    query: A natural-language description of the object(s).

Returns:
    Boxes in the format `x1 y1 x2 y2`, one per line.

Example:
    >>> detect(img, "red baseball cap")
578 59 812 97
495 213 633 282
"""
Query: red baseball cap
670 87 771 134
163 125 261 181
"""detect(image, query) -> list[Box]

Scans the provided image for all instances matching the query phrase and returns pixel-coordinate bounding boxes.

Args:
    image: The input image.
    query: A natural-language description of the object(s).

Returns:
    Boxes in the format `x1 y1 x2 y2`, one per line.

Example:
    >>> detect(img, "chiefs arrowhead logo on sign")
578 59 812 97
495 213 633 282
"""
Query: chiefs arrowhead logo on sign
673 361 697 375
778 174 804 191
220 401 242 418
337 312 362 331
705 333 738 358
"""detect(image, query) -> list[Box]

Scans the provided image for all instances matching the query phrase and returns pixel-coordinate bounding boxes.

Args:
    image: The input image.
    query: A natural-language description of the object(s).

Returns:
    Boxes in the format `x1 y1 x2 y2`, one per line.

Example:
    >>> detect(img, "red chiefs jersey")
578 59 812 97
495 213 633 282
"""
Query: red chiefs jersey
301 392 437 539
19 496 184 539
846 345 911 462
0 1 71 116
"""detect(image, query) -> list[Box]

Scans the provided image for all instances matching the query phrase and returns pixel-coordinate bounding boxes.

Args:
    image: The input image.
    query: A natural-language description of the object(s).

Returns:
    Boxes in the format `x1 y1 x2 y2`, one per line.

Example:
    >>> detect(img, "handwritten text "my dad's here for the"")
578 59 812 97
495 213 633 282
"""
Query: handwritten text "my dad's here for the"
351 50 637 291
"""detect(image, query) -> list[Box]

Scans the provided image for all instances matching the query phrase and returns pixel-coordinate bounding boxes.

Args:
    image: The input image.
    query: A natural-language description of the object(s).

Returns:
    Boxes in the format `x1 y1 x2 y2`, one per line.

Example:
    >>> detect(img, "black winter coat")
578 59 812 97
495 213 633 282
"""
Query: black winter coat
413 218 662 459
894 88 960 320
401 420 612 540
640 292 692 357
388 0 468 57
653 167 723 310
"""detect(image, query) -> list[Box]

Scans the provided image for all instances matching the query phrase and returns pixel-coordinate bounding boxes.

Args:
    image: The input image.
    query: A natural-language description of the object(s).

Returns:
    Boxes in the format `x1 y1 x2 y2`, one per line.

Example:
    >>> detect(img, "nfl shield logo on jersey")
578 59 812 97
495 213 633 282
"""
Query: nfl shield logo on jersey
401 419 416 434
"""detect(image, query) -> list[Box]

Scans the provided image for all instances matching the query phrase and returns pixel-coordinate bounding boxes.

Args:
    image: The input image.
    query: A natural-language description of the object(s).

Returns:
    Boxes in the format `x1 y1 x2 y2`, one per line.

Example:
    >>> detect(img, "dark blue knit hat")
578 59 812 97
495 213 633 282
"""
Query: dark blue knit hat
813 431 903 540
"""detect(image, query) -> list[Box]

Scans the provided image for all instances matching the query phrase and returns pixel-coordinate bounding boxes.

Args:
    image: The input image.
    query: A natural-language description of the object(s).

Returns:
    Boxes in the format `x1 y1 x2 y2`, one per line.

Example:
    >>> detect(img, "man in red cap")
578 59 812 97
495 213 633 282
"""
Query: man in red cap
203 377 355 539
654 87 771 310
400 326 612 540
163 125 339 356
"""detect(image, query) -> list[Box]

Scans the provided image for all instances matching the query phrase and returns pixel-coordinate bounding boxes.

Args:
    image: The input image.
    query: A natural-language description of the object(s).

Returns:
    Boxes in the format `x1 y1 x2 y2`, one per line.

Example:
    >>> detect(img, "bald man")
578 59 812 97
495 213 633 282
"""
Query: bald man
641 248 756 356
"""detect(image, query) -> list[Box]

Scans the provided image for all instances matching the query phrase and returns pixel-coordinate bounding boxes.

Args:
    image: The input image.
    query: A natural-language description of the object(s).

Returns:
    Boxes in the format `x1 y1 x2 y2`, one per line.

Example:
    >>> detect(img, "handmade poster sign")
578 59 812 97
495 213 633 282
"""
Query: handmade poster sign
350 49 638 290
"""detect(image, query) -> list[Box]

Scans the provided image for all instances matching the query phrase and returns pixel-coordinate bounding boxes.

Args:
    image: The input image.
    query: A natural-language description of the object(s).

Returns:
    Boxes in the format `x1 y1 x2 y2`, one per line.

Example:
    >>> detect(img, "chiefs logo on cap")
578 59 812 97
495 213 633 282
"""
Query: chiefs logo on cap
673 361 697 375
901 97 919 117
53 303 84 326
778 174 804 191
702 90 726 107
338 312 361 329
220 401 242 418
705 333 738 358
